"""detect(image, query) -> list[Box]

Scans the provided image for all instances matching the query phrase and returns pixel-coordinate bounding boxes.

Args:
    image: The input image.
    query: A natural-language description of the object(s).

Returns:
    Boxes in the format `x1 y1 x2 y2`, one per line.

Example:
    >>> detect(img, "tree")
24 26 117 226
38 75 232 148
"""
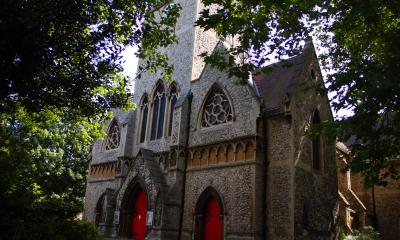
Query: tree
1 0 181 117
0 0 181 238
196 0 400 186
0 107 103 238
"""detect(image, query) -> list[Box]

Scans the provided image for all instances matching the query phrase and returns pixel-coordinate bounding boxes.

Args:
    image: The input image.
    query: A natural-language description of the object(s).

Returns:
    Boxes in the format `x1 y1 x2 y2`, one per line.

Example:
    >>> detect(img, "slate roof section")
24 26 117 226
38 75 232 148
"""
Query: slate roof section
252 42 313 112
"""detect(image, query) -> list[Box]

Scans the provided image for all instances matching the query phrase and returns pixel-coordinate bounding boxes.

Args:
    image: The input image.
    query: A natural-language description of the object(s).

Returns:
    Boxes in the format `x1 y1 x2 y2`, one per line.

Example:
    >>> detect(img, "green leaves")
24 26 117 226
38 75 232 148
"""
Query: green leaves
0 0 181 119
0 106 103 238
0 0 182 237
198 0 400 185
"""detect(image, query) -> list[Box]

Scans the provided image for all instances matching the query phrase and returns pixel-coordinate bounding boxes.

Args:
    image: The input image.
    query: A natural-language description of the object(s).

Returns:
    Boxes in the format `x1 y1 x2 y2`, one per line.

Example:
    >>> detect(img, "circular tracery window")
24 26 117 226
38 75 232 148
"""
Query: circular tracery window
201 89 233 128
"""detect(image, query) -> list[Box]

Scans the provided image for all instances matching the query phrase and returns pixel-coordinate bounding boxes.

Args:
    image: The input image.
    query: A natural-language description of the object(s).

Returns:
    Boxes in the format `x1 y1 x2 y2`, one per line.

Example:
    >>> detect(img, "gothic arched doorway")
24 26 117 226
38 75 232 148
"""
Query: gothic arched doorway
194 187 224 240
204 196 222 239
119 182 149 239
131 188 147 240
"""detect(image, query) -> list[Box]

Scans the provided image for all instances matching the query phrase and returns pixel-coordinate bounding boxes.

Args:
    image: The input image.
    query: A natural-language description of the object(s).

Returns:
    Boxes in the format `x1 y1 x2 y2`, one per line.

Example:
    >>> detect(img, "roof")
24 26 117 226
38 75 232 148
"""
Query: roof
252 42 313 112
136 148 166 185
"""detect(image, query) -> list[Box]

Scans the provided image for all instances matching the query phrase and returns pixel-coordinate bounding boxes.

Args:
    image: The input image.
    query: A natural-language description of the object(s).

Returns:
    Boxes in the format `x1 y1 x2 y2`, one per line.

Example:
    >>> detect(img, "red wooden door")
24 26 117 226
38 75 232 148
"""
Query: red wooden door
131 189 147 240
204 197 222 240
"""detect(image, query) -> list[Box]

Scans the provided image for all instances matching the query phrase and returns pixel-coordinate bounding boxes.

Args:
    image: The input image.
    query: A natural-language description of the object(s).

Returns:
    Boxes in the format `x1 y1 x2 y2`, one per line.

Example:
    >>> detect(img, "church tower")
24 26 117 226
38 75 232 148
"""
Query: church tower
84 0 339 239
133 0 220 105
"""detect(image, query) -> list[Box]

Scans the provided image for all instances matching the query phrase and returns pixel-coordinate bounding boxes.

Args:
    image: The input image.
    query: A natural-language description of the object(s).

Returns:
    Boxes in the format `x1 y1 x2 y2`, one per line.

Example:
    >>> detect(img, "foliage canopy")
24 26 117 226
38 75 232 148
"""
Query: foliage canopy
0 0 180 238
197 0 400 186
1 0 181 117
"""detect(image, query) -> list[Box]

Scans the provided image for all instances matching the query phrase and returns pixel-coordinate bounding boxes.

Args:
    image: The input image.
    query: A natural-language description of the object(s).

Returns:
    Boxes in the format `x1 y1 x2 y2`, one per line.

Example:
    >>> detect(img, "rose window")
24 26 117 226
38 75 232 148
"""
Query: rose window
201 89 233 127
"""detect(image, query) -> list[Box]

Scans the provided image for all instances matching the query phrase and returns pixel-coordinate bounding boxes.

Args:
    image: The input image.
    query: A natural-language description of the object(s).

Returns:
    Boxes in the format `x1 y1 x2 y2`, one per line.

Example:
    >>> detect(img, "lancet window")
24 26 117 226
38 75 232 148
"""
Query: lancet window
105 119 120 150
139 96 149 143
151 84 166 140
168 85 179 136
201 87 233 128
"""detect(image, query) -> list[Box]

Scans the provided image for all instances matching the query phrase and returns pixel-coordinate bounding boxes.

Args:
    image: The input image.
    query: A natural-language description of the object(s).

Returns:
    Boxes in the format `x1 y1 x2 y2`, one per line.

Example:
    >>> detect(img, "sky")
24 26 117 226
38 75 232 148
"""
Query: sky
122 45 139 80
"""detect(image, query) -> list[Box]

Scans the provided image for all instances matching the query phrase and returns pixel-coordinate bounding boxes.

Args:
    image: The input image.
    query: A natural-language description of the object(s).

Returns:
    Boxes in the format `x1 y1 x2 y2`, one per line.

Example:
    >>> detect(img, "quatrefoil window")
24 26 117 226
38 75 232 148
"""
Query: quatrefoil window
201 88 233 128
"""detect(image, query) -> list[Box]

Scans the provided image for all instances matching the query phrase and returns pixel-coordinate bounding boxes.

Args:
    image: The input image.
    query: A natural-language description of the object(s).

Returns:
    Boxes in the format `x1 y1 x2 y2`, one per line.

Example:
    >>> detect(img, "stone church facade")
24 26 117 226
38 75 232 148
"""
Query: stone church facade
83 0 338 239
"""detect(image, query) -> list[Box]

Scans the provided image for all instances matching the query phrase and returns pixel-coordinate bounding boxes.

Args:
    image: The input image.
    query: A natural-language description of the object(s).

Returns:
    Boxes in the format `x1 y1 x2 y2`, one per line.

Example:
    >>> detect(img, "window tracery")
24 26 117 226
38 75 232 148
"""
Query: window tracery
105 119 120 150
201 88 233 128
151 84 166 140
139 96 149 143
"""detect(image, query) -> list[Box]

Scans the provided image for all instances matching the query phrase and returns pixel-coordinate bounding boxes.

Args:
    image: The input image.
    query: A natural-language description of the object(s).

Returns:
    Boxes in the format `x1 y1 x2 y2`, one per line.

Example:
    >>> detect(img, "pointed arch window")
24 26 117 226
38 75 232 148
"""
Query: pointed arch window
201 87 233 128
105 119 120 150
139 96 149 143
168 85 179 136
312 110 322 171
151 84 166 140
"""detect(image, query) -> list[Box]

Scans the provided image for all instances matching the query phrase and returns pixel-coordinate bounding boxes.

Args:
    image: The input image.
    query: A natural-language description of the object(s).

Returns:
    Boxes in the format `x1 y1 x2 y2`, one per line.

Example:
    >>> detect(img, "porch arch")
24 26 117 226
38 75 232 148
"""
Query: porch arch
119 178 149 238
115 148 166 238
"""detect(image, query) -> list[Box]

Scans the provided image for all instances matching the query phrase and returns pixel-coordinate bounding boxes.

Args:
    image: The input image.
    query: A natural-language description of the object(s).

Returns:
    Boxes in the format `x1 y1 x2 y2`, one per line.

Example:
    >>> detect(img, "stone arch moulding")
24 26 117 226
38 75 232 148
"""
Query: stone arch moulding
139 92 149 105
115 149 166 237
167 81 180 96
117 175 149 238
149 79 167 100
194 186 225 240
197 82 235 129
195 186 225 215
95 192 107 226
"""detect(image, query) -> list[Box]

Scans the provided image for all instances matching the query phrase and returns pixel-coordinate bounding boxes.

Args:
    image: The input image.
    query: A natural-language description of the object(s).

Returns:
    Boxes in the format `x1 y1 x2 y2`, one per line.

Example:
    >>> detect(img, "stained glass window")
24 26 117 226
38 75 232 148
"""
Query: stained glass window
151 84 166 140
105 119 120 150
140 96 149 143
168 86 179 136
201 88 233 128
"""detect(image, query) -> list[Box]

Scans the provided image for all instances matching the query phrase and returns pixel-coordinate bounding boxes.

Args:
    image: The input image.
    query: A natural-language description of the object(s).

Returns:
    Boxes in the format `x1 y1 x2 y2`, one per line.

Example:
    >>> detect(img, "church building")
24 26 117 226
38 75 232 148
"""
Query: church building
83 0 338 239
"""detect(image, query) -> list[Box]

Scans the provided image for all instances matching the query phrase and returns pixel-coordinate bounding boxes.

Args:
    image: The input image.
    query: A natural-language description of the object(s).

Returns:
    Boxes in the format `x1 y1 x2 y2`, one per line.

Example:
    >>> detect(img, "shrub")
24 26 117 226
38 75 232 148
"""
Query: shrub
342 226 380 240
63 220 98 240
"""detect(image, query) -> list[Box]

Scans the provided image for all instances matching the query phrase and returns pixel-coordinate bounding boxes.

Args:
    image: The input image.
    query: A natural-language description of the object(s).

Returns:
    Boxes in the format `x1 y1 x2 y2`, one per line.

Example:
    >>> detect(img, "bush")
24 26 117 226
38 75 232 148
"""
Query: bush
5 218 98 240
341 226 380 240
63 220 98 240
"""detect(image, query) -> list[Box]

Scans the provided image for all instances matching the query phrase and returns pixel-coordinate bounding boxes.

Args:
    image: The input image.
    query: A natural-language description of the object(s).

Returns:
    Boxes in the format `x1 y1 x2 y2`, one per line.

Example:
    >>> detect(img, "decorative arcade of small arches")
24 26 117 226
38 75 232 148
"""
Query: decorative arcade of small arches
187 139 256 169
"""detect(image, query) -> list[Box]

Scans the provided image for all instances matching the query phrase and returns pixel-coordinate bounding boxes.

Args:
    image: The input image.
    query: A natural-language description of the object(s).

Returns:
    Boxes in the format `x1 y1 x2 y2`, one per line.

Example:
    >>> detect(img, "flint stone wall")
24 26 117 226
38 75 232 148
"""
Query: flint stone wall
182 163 264 240
290 55 338 239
